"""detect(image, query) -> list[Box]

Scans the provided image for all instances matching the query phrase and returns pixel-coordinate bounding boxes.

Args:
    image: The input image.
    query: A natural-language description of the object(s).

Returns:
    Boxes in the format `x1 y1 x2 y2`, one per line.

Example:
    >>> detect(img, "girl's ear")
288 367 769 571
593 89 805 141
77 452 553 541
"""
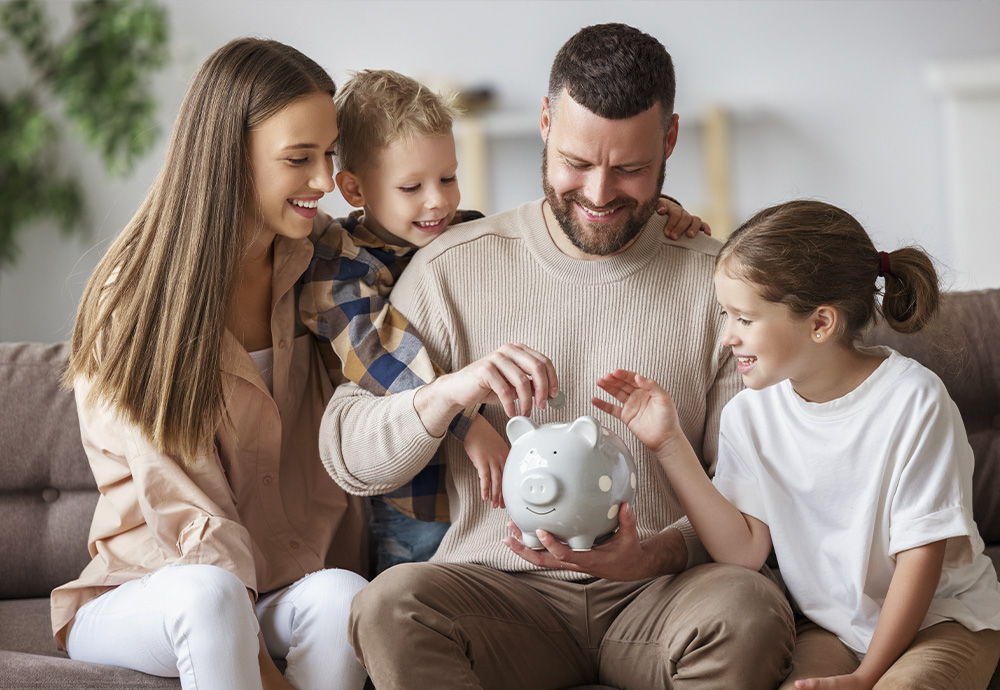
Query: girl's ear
336 170 365 208
811 305 838 343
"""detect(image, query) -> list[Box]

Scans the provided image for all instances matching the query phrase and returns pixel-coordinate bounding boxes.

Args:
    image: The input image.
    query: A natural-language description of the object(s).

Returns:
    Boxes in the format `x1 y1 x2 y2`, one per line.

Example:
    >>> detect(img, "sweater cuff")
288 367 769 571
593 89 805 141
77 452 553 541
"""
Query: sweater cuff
670 516 712 570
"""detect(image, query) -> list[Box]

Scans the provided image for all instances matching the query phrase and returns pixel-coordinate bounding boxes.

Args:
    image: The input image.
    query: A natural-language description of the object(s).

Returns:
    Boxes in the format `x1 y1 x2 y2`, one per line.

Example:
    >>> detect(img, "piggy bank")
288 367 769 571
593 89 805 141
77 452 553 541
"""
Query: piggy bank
503 415 637 551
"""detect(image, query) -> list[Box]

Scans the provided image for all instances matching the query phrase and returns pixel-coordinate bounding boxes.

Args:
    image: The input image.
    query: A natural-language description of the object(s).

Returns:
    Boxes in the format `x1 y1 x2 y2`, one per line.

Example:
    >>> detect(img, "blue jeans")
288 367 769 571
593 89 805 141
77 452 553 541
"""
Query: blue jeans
369 496 450 575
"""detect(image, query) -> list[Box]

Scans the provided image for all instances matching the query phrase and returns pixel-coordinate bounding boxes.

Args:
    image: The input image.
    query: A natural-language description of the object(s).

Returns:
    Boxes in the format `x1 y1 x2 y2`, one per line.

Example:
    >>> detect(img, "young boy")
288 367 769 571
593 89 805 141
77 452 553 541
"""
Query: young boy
300 69 705 574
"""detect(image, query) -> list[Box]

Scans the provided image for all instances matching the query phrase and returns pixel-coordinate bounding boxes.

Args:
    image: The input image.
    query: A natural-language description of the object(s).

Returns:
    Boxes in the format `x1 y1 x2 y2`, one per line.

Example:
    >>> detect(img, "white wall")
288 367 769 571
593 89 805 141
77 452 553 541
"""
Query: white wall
3 0 999 343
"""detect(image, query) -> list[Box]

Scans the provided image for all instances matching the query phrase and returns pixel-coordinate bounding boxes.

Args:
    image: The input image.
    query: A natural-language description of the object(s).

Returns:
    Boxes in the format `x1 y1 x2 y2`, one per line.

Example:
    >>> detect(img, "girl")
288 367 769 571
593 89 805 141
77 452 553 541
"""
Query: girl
53 39 367 690
593 200 1000 689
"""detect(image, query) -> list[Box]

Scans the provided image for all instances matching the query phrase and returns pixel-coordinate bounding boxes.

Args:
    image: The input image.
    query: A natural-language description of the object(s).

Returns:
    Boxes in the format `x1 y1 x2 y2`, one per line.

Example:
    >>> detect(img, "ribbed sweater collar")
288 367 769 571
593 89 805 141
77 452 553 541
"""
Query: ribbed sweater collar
520 199 663 285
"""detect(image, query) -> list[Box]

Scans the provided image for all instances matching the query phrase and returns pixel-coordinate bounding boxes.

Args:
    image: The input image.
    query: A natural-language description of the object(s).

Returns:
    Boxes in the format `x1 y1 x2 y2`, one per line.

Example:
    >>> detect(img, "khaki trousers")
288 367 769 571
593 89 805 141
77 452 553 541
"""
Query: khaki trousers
779 617 1000 690
349 561 794 690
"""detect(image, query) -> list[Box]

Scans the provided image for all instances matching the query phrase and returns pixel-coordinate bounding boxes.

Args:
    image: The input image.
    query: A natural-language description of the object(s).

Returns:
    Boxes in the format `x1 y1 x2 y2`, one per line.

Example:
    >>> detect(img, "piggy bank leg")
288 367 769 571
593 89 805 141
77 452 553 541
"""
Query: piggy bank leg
520 531 544 550
568 536 595 551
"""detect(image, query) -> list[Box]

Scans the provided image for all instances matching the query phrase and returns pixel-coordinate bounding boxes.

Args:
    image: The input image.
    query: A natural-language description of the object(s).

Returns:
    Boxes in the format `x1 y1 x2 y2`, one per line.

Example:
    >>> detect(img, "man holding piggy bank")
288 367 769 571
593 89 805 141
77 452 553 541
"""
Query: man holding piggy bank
320 22 794 689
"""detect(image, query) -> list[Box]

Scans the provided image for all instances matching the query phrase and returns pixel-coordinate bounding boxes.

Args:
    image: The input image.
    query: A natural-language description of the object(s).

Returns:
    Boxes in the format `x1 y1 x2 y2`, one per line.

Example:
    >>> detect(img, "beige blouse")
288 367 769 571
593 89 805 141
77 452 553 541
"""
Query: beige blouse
51 234 365 648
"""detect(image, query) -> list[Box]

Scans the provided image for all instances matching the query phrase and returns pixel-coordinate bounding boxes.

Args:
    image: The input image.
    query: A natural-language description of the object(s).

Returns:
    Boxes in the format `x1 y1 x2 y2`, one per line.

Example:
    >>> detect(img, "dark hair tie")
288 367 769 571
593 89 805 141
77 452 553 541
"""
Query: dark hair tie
878 251 892 277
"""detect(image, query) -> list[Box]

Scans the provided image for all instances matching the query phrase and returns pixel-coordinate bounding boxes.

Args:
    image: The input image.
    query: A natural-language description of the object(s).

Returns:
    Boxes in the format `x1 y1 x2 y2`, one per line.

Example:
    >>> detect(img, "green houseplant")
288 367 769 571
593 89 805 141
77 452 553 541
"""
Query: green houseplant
0 0 167 269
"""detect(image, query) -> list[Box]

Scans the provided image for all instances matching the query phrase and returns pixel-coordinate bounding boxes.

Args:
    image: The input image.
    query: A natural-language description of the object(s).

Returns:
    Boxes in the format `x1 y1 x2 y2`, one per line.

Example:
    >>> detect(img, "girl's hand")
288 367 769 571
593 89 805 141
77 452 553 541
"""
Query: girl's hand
657 197 711 240
592 370 682 455
462 414 509 508
795 673 873 690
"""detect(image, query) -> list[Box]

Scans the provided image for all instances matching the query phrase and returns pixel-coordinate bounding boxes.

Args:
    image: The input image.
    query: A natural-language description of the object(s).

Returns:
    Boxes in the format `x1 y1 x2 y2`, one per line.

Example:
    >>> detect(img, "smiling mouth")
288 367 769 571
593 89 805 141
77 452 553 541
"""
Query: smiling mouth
576 203 620 221
526 508 555 515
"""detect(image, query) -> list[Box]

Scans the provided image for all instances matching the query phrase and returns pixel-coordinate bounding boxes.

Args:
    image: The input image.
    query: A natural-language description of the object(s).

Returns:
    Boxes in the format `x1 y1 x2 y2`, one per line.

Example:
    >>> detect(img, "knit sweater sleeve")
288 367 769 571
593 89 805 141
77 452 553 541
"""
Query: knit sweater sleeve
317 243 453 495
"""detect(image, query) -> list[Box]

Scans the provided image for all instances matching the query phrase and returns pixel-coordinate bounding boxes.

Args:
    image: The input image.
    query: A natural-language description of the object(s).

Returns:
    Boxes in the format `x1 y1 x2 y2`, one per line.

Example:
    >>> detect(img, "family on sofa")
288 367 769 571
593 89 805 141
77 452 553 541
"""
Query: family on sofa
47 20 1000 690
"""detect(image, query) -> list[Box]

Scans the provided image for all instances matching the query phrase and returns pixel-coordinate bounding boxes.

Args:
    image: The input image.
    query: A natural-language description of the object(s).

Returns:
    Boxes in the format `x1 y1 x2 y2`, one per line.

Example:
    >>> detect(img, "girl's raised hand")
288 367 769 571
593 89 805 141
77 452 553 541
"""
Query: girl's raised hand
592 370 682 455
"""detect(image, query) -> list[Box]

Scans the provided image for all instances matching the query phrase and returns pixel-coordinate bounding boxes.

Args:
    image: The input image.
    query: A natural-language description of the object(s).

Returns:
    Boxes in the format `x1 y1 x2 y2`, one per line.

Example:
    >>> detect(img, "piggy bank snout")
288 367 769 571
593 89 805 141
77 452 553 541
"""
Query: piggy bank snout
519 472 560 507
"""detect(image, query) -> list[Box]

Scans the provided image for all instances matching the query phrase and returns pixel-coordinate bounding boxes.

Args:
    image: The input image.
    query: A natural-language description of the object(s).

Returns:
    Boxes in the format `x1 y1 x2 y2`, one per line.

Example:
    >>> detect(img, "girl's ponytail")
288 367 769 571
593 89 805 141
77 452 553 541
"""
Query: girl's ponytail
879 247 940 334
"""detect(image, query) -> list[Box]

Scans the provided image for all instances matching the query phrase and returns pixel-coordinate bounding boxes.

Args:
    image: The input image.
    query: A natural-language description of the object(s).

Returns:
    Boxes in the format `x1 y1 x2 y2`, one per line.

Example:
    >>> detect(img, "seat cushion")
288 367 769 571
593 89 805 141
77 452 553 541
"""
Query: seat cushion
0 598 178 688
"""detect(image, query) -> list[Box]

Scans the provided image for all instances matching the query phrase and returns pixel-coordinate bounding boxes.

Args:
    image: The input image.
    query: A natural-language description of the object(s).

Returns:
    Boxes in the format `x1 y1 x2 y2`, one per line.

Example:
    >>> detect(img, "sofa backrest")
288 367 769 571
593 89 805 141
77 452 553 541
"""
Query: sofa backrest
0 342 95 599
864 288 1000 548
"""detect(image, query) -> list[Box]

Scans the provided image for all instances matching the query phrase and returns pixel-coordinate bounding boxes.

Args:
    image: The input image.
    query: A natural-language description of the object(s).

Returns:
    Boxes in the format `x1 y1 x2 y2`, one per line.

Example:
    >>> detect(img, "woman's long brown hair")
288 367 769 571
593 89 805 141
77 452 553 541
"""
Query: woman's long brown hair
64 38 336 465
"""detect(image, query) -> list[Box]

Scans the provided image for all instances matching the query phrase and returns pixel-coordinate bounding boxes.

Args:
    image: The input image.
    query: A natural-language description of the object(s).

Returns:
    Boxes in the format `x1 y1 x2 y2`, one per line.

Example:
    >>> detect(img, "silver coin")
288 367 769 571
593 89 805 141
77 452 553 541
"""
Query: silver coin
548 390 567 409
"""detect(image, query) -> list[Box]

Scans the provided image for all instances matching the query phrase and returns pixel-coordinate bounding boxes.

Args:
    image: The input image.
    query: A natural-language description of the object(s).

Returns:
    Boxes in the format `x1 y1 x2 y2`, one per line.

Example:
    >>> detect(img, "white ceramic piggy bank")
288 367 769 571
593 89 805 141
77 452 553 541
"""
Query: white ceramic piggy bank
503 415 637 551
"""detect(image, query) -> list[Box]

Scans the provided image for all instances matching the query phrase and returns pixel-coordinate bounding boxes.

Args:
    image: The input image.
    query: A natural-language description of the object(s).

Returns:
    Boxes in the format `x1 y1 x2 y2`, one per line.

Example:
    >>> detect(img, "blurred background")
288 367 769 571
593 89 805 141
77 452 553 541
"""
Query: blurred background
2 0 999 343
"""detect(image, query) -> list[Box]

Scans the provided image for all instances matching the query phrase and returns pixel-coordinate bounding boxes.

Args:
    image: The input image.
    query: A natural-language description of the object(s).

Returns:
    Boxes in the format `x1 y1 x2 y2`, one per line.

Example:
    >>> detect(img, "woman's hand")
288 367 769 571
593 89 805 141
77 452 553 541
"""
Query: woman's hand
258 629 294 690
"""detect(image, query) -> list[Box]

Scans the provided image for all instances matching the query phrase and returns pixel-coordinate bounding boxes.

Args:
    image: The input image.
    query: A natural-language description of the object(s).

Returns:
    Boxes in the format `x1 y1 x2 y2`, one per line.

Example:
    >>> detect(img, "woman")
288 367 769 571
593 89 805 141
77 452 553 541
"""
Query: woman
54 38 367 690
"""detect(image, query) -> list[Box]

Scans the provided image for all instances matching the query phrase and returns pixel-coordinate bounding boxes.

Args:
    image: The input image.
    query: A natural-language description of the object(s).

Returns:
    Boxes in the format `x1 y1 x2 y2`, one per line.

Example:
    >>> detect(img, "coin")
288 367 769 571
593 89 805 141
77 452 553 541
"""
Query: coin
548 390 566 409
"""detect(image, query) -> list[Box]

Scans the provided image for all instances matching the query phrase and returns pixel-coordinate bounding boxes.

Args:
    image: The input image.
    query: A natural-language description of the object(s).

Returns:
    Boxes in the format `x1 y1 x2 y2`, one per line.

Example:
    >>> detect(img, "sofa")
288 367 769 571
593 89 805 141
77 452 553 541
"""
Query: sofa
2 288 999 689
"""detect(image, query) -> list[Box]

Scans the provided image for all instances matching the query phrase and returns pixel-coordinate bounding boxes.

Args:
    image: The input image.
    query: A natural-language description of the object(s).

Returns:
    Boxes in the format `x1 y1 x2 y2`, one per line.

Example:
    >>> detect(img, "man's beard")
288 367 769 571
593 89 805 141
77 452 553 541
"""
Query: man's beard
542 146 666 257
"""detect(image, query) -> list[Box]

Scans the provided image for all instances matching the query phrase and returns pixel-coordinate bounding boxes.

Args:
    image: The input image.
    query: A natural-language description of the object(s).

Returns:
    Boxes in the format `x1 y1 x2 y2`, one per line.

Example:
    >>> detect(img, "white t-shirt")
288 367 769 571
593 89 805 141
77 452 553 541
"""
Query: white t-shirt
714 346 1000 655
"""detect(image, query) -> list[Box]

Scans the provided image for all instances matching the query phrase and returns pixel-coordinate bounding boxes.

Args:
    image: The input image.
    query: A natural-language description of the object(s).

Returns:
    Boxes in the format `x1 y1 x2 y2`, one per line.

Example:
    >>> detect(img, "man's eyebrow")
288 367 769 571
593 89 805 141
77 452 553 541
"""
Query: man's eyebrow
555 147 652 168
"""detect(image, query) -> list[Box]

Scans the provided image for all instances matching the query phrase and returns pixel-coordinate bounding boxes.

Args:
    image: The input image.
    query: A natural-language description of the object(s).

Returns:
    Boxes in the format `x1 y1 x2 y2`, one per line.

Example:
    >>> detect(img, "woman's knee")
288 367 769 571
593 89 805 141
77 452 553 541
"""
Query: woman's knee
151 564 254 626
295 568 368 616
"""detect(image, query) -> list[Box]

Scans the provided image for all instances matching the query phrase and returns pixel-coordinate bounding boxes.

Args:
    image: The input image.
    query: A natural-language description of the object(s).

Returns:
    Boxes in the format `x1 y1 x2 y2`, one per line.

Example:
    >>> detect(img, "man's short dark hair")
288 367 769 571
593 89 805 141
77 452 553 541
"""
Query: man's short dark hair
548 23 675 125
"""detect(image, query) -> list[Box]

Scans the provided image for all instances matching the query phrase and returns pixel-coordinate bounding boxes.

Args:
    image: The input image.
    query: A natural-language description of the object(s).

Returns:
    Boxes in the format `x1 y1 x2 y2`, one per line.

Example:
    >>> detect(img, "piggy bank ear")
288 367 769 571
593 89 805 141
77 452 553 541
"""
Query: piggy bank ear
506 416 538 443
569 416 602 447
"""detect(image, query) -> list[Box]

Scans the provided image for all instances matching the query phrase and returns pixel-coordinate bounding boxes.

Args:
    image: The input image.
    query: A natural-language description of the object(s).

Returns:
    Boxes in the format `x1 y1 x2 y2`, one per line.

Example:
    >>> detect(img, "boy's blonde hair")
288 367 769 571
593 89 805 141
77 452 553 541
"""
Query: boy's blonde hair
335 69 461 174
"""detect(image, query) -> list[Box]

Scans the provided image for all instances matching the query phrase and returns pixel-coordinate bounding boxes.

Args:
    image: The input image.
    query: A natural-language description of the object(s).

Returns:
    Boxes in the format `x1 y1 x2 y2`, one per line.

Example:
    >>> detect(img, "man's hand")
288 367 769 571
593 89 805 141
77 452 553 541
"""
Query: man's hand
462 414 509 508
657 196 711 240
502 503 686 580
415 343 559 437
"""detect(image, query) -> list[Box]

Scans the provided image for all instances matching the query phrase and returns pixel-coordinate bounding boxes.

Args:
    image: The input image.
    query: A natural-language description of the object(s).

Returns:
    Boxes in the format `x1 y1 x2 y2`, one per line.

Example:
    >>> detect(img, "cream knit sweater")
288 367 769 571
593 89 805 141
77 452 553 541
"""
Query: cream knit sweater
320 199 740 580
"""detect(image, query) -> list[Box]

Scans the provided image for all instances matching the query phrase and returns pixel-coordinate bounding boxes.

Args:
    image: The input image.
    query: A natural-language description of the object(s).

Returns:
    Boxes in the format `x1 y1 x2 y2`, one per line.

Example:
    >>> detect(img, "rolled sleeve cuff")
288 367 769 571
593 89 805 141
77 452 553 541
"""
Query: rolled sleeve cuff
889 504 974 561
177 516 258 595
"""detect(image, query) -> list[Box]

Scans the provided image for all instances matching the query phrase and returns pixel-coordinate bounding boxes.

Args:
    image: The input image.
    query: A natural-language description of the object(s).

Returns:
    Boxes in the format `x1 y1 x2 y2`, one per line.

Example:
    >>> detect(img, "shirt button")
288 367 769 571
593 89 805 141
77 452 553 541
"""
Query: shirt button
278 340 286 349
289 540 300 549
262 474 273 486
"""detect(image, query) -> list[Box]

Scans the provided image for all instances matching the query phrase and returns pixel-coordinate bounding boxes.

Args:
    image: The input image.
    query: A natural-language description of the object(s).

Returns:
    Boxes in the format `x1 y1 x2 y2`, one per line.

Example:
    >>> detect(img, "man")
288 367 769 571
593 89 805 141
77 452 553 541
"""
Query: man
320 23 794 689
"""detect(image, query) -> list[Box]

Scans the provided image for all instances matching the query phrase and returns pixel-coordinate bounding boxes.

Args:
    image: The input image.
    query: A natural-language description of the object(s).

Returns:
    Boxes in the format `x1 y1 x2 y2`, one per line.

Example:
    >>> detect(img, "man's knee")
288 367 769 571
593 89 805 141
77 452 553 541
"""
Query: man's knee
350 563 439 639
692 563 794 641
609 563 794 689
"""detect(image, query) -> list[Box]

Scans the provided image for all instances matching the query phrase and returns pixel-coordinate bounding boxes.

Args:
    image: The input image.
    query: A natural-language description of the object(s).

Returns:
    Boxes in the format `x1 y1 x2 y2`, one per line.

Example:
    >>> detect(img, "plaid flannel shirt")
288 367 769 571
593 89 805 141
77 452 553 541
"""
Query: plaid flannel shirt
300 209 484 522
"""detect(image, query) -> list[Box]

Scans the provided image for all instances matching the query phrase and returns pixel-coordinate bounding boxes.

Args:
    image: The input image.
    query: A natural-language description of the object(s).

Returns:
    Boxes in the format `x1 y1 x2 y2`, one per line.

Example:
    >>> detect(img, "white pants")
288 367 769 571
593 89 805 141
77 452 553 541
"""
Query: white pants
67 563 368 690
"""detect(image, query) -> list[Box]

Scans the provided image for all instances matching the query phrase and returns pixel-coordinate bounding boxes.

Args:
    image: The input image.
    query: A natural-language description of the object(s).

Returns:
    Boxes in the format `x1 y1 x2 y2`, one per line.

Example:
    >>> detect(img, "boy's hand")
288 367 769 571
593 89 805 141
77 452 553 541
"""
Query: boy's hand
795 674 873 690
592 370 682 456
657 197 711 240
462 414 509 508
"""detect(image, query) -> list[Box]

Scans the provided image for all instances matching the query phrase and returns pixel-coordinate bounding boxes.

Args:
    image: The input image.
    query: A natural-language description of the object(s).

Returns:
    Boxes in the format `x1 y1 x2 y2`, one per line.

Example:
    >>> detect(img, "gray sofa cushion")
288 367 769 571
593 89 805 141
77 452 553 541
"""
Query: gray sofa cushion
0 342 96 599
